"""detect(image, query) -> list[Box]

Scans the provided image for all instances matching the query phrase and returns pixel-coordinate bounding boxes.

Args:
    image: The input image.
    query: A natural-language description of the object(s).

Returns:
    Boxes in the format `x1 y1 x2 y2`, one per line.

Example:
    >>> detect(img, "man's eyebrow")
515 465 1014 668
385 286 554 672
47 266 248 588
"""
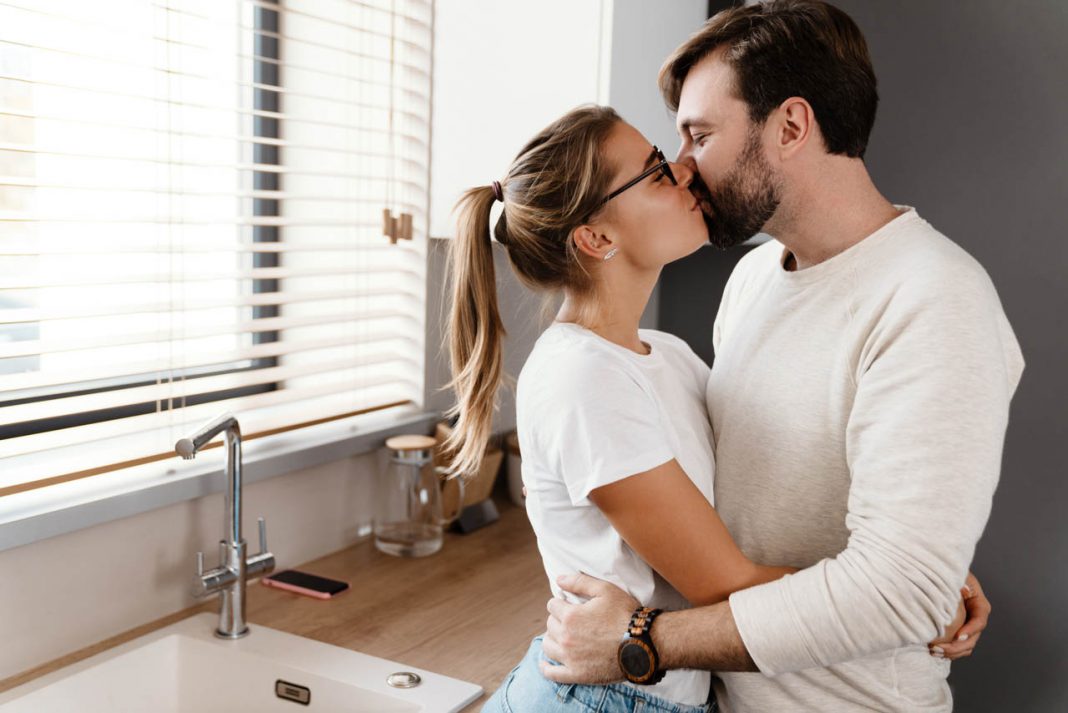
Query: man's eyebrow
678 118 711 135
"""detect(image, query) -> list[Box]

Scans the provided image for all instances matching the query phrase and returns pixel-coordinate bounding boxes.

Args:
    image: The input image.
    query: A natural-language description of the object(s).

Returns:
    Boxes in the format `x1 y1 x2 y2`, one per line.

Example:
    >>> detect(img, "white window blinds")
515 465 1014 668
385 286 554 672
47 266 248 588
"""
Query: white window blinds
0 0 431 496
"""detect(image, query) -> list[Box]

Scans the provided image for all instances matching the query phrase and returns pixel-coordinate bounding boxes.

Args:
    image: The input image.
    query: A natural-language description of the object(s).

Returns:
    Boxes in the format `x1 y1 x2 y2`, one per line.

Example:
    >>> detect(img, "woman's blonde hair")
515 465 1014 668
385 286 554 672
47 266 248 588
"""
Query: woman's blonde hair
442 105 621 477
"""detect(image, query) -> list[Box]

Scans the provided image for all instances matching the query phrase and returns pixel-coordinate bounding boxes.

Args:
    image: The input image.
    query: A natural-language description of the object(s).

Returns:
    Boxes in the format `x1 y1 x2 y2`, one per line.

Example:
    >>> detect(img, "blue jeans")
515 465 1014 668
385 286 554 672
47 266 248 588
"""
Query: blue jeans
482 636 716 713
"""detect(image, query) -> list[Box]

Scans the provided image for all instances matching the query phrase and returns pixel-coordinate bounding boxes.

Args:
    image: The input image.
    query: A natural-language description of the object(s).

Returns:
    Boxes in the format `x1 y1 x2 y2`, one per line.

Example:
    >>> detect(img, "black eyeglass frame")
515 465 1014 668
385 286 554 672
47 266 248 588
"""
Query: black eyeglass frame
599 146 677 205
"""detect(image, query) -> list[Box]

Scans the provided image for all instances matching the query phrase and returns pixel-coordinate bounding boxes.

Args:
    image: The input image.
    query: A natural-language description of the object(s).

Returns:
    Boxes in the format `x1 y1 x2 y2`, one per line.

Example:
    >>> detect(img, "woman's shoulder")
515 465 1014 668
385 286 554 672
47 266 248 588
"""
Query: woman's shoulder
640 329 710 373
527 323 643 368
639 328 690 352
519 324 652 400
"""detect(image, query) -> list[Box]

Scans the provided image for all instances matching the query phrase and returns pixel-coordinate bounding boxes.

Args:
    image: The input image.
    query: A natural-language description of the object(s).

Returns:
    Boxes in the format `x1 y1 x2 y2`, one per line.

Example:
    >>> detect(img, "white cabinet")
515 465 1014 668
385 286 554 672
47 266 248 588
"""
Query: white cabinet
429 1 707 238
429 0 613 237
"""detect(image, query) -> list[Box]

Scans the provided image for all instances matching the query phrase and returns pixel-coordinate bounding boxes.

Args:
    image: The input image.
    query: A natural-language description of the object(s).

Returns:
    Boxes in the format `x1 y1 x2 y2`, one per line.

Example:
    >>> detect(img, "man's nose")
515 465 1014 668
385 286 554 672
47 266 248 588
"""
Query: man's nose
672 160 695 188
674 145 697 170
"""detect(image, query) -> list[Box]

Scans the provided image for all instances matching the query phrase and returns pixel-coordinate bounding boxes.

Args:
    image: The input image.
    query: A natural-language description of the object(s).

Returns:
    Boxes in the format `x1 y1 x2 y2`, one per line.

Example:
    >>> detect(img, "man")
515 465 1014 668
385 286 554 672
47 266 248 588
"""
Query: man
539 2 1023 711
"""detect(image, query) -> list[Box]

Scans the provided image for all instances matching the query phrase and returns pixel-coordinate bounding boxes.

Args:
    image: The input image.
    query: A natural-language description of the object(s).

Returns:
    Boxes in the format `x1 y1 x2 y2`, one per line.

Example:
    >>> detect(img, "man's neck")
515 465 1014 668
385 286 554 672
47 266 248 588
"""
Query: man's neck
770 159 902 271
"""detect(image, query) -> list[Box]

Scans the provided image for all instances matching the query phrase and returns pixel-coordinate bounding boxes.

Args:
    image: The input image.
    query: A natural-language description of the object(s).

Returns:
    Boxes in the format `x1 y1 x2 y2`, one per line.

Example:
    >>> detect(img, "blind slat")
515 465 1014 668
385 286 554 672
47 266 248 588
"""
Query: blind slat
0 309 412 359
1 287 418 324
0 73 431 123
0 212 427 226
0 325 417 394
0 264 420 290
0 41 431 94
0 241 412 256
0 181 430 201
1 348 417 425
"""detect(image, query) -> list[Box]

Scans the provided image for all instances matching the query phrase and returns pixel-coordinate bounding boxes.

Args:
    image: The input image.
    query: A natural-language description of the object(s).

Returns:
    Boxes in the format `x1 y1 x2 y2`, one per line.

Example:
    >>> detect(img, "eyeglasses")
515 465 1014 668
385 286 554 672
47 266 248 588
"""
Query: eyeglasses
600 146 677 205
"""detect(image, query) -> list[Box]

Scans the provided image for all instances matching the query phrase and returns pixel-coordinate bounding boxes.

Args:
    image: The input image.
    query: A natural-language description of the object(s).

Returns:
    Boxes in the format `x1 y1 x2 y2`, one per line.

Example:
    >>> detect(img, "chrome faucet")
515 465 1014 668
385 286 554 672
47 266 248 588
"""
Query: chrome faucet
176 412 274 639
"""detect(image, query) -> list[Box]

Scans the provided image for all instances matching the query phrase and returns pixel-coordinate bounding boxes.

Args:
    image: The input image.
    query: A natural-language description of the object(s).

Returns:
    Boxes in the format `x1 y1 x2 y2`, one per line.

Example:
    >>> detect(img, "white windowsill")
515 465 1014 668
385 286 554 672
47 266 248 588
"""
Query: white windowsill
0 406 440 553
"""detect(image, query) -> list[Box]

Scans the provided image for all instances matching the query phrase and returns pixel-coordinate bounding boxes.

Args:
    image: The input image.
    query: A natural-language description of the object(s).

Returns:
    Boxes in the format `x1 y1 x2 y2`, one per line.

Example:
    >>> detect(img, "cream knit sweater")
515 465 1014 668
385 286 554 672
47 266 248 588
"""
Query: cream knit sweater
708 208 1024 712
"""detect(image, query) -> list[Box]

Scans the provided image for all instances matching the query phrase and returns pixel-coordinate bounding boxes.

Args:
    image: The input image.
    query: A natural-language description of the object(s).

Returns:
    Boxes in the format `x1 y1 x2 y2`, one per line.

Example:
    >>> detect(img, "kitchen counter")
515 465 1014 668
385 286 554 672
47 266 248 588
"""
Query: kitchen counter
0 498 549 712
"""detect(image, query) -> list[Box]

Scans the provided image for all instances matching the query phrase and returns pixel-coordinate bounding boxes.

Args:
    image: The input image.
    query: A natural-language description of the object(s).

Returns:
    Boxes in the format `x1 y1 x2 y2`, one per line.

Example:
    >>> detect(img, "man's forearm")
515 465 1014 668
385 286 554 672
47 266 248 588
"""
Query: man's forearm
655 600 759 672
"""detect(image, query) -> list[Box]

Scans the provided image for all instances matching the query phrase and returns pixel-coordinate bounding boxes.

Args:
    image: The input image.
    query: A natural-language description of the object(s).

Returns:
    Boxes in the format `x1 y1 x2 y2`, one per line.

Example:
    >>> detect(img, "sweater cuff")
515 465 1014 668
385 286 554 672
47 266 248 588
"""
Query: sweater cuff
729 577 823 676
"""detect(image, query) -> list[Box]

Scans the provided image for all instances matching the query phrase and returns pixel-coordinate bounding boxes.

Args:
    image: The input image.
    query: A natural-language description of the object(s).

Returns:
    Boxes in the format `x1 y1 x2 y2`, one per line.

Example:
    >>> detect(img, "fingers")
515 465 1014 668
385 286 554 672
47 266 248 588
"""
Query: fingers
937 631 981 660
558 571 620 599
963 573 992 621
540 633 567 665
954 582 991 643
546 595 573 622
931 574 992 661
545 611 568 646
540 632 591 683
958 596 990 638
539 658 578 683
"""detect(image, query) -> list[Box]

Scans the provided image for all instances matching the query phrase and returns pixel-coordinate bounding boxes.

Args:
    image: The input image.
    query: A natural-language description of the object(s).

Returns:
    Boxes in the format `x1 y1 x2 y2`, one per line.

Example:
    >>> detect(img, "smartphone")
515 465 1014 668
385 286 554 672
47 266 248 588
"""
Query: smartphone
261 569 350 600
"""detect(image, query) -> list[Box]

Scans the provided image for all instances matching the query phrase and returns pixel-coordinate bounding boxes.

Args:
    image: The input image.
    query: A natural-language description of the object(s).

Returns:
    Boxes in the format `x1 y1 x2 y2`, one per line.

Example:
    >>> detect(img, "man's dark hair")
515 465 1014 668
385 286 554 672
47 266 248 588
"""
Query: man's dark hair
660 0 878 158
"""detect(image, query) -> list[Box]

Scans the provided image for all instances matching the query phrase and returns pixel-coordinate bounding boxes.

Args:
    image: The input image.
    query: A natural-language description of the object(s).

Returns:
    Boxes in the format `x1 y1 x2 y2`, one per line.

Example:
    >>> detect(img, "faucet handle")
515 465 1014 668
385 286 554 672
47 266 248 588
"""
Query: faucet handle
196 551 204 577
257 516 268 555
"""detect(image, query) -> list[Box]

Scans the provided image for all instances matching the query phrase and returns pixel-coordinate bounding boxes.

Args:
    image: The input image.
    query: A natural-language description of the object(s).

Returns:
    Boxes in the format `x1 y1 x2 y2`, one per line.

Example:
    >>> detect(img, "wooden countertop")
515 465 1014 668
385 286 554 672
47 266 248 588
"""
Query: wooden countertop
1 498 549 712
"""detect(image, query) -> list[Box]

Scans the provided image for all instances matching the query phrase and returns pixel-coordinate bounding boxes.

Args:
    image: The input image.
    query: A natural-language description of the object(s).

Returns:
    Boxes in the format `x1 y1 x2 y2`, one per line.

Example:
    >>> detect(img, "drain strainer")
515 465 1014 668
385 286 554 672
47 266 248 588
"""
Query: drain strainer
387 671 422 689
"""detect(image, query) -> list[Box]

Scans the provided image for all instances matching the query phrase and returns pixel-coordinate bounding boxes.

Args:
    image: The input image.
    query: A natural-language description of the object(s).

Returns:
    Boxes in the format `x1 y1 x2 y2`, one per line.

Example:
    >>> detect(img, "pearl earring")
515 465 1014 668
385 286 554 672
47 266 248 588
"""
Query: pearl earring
603 248 618 262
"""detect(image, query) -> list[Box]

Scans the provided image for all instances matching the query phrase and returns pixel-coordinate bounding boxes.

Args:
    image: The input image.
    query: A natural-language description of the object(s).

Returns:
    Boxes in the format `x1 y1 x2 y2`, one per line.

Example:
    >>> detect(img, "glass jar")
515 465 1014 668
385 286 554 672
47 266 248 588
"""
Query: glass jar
373 435 464 557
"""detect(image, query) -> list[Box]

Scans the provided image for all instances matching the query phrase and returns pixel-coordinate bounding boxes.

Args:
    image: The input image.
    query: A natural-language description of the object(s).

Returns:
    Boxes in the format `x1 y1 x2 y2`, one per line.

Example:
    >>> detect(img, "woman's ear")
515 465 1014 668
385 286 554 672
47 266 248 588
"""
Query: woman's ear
571 224 616 261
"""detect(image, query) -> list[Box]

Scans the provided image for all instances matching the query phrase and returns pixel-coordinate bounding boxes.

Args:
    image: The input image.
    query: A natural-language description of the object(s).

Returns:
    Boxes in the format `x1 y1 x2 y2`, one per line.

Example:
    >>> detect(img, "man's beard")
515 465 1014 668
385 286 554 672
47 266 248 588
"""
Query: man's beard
691 128 782 250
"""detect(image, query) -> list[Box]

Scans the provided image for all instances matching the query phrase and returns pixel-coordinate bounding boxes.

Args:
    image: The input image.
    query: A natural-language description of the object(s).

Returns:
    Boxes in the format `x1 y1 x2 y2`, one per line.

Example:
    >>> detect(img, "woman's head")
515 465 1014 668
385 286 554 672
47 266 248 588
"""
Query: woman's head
443 105 707 476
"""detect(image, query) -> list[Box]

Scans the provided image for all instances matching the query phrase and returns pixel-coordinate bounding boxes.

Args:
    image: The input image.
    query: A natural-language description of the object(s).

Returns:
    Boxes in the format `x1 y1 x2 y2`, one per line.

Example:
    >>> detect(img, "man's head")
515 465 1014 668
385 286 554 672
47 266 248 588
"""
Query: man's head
660 0 878 248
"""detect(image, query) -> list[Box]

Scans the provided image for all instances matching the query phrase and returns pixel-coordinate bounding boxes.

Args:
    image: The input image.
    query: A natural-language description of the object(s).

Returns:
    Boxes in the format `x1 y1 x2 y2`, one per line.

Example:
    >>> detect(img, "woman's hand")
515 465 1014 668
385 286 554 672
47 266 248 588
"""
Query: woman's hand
929 571 990 660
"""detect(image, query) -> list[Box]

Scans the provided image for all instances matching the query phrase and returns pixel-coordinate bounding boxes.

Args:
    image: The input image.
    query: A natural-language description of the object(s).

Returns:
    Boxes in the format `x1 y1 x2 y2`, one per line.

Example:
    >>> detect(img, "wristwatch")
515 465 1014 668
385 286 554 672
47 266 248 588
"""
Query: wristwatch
617 606 666 685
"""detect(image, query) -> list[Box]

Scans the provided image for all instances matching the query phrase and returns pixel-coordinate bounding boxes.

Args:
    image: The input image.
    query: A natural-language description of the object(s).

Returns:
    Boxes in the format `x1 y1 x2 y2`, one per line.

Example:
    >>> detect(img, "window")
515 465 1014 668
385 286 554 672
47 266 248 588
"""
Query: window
0 0 431 496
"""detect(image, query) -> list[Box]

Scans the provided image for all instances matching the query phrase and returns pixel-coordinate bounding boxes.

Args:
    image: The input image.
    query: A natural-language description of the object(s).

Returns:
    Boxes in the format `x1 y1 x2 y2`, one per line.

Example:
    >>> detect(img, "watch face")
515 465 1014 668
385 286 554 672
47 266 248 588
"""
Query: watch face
620 640 653 678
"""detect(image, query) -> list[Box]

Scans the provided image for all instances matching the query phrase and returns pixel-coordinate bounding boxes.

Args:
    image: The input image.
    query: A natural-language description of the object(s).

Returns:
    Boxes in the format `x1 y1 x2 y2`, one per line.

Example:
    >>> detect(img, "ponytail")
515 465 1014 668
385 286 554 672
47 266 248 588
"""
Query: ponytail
441 105 622 477
442 185 506 478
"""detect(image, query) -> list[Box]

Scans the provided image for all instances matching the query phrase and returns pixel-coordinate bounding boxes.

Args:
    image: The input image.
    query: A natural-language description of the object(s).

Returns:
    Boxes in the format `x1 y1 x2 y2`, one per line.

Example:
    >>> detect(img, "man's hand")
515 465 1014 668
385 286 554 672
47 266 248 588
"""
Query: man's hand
930 571 991 661
539 573 637 684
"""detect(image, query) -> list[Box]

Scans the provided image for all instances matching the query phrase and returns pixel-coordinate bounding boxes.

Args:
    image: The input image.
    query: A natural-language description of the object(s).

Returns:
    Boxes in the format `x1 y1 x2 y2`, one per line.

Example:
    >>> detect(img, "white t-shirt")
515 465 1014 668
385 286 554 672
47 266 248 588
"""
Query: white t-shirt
516 322 716 706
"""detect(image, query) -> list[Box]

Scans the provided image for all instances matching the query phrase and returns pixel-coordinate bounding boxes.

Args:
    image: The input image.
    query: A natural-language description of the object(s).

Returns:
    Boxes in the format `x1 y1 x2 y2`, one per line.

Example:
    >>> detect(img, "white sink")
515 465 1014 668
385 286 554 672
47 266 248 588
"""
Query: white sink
0 613 482 712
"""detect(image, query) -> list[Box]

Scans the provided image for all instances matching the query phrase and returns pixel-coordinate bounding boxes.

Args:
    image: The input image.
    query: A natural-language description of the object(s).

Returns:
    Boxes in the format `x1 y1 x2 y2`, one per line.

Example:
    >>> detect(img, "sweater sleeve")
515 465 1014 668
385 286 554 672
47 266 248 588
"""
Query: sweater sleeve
727 263 1024 675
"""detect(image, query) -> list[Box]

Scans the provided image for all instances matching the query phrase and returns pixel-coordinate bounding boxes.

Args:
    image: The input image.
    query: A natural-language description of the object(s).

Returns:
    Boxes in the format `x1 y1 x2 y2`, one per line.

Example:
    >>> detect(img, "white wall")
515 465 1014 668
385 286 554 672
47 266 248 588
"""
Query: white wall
429 0 612 238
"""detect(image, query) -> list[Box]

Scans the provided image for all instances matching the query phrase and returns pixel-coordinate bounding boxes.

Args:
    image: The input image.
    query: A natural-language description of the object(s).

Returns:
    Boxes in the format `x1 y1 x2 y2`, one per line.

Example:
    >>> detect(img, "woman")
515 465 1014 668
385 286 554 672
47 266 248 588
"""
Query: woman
443 105 980 713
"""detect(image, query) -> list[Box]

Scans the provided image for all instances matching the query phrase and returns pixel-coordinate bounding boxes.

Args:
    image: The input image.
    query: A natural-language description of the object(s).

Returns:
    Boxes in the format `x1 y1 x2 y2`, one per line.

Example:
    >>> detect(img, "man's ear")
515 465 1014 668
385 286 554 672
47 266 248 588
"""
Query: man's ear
773 96 815 159
571 224 616 261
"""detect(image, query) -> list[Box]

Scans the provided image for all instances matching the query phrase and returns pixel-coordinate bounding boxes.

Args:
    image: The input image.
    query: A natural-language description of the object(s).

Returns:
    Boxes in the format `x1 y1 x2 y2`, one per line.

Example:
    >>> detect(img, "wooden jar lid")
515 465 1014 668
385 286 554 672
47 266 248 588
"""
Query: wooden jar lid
385 434 437 452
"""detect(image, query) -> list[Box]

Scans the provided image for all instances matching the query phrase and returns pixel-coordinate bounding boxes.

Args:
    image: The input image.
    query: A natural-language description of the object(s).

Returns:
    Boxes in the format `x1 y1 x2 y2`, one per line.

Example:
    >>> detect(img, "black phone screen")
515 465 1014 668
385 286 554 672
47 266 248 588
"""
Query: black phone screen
266 569 349 595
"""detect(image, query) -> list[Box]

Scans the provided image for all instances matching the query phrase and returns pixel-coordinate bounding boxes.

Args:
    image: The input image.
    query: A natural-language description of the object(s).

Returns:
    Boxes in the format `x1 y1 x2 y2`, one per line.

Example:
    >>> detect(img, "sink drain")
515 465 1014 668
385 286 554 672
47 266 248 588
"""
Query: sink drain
387 671 422 688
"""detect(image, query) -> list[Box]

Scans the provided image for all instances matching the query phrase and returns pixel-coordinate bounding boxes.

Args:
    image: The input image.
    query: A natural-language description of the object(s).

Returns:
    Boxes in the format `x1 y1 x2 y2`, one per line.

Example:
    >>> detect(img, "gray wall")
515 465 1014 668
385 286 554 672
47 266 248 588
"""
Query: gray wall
660 1 1068 709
